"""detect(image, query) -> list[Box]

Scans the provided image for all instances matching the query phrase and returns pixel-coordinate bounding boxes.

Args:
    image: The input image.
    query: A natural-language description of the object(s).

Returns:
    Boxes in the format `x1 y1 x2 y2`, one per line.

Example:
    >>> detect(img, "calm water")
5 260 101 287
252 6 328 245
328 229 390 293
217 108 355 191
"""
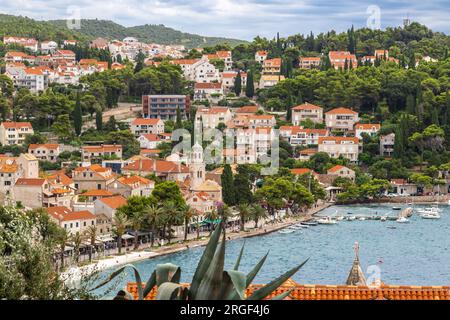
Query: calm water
95 203 450 297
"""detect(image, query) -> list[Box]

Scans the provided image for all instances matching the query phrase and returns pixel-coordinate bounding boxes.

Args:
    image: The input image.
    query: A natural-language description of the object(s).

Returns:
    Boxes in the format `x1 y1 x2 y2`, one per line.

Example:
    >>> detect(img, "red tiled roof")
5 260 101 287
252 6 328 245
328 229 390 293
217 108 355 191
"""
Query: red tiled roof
1 121 33 129
28 144 59 150
355 123 381 130
325 107 358 115
80 189 114 197
318 137 359 144
98 195 127 209
328 165 350 173
15 178 46 186
292 102 323 111
194 82 222 89
132 118 162 126
291 168 314 175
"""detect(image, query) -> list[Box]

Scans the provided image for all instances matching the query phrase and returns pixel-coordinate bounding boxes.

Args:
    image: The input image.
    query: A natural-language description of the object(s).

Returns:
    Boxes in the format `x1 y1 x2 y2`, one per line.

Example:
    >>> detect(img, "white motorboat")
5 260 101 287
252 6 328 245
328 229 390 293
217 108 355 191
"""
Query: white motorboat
421 212 441 219
396 217 409 223
347 216 356 221
380 216 387 222
278 229 296 234
317 217 337 225
417 206 442 215
336 216 345 221
358 217 366 221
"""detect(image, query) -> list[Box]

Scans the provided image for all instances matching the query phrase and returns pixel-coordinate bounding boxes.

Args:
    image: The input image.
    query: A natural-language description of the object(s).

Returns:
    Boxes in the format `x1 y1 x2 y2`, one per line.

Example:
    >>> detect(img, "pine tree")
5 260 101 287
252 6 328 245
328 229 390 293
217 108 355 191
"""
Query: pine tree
245 71 255 98
73 92 82 136
234 71 242 96
95 109 103 131
221 164 235 206
175 106 183 129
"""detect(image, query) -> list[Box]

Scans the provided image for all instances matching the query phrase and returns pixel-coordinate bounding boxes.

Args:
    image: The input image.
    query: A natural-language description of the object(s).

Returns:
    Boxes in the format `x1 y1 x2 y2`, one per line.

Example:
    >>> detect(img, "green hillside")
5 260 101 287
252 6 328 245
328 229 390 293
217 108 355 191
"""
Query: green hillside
49 19 247 48
0 14 88 42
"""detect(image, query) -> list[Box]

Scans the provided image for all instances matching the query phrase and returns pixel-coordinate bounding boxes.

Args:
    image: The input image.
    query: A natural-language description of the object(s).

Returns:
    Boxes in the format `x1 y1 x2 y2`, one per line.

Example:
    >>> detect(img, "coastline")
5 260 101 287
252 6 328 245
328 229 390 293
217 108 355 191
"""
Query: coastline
65 197 448 279
65 202 332 278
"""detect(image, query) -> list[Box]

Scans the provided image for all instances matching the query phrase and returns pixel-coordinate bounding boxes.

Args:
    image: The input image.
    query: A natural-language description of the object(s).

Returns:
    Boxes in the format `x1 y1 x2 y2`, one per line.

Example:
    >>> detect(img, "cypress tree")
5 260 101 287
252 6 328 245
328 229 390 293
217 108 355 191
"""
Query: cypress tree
445 91 450 126
95 109 103 131
73 92 82 136
221 164 235 206
286 94 293 122
233 173 253 205
234 71 242 96
175 106 183 129
344 59 349 71
297 90 304 105
415 86 424 125
245 71 255 98
431 107 439 126
405 94 416 114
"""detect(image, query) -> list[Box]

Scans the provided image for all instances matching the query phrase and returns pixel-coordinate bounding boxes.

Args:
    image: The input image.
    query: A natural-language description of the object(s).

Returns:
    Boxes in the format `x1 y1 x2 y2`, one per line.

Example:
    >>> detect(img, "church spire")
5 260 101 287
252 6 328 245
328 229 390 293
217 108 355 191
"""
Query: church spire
346 242 367 286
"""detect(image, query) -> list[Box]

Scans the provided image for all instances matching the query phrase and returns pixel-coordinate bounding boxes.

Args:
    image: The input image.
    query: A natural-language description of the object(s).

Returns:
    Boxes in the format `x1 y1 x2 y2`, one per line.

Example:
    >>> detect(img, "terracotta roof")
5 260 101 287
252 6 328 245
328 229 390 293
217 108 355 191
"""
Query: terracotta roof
328 165 351 173
194 82 222 89
117 175 153 187
15 178 46 186
82 145 122 153
141 134 161 142
98 195 127 209
28 143 59 150
80 189 114 197
318 137 359 144
298 148 318 155
291 168 314 176
355 123 381 130
1 121 33 129
132 118 162 126
256 50 268 56
248 115 275 120
171 59 199 65
263 58 282 67
299 57 321 61
123 158 189 174
235 106 258 114
292 102 323 111
126 282 450 300
325 107 358 115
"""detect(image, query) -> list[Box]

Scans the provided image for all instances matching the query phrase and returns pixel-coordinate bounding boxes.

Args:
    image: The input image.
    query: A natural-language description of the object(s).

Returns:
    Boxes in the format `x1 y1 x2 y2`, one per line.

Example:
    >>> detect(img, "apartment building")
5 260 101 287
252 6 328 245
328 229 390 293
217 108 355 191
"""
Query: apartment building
325 107 359 132
130 118 164 137
262 58 282 74
0 122 34 145
81 145 123 162
354 123 381 139
47 206 96 235
142 95 190 120
28 144 60 162
298 57 321 69
318 137 360 163
248 115 276 128
72 164 115 191
280 126 328 146
292 102 324 125
0 153 38 202
196 107 233 130
255 51 268 64
329 51 358 70
194 82 224 103
5 66 47 93
380 133 395 157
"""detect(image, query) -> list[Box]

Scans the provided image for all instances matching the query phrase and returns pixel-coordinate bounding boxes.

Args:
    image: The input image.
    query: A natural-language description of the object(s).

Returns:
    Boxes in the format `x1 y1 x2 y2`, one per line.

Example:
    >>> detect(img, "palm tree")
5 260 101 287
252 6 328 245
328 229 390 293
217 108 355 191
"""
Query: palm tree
162 201 181 244
129 210 146 250
56 229 70 271
181 205 196 241
113 211 128 254
145 204 163 247
71 231 84 264
250 204 268 229
206 208 219 235
237 204 251 232
85 225 97 262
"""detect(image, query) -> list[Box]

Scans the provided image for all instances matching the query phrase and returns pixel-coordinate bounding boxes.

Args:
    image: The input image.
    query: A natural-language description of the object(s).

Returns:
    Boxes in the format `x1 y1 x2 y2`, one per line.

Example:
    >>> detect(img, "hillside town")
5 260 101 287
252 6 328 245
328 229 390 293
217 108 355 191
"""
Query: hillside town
0 13 450 302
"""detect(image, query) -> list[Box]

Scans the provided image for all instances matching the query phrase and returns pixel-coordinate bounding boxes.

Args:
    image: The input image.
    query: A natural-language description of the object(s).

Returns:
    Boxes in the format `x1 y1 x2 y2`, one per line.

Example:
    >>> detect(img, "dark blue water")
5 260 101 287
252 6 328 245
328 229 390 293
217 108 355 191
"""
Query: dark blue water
94 203 450 297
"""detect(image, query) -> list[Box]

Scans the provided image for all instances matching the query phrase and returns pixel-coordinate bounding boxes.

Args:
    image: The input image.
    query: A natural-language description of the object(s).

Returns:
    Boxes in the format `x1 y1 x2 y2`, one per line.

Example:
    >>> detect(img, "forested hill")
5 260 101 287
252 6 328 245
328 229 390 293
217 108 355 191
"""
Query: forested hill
0 14 88 42
48 19 247 48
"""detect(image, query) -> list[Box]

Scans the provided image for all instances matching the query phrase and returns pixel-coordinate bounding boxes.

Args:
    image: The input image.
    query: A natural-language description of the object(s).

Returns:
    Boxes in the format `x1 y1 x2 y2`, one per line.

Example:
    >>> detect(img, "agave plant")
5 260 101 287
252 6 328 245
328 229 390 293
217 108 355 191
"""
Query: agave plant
92 223 308 300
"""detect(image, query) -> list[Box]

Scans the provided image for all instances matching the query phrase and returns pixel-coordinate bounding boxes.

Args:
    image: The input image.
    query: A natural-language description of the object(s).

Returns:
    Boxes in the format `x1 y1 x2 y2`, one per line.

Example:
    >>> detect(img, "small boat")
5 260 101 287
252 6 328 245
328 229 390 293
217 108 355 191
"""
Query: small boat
392 207 402 211
347 212 353 215
336 216 344 221
301 222 318 226
278 229 296 234
387 226 397 230
421 213 441 220
347 216 356 221
396 217 409 223
380 216 387 222
358 217 366 221
317 217 337 225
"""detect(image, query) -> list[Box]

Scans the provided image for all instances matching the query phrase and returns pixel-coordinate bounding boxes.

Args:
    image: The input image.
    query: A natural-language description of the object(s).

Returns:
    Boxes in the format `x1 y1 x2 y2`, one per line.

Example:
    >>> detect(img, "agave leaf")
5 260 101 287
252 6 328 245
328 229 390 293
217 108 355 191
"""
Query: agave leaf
189 223 222 298
89 264 143 297
155 263 181 286
179 287 189 300
194 231 226 300
156 282 182 300
271 289 293 300
222 270 247 300
246 251 269 287
233 242 245 271
142 270 156 299
247 258 309 300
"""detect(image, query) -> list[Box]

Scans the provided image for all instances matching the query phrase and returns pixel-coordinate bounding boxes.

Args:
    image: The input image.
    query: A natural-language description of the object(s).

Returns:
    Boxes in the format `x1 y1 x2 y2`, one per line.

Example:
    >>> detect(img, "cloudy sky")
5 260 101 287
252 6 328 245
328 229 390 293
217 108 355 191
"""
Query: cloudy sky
1 0 449 40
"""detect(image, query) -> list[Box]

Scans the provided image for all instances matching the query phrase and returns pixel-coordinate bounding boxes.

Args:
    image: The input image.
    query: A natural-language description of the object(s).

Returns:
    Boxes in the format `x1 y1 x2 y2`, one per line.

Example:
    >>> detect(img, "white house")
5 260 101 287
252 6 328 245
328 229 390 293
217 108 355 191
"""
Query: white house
130 118 164 137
